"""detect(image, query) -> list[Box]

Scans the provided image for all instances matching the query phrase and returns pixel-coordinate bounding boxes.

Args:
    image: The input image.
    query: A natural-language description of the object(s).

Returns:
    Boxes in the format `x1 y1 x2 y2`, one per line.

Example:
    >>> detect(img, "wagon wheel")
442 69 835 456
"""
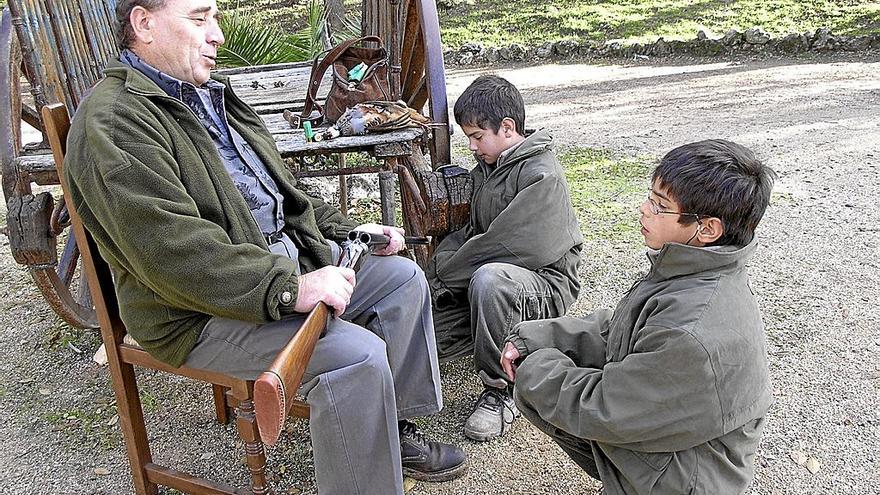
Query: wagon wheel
397 0 450 168
1 9 97 329
362 0 450 168
361 0 452 264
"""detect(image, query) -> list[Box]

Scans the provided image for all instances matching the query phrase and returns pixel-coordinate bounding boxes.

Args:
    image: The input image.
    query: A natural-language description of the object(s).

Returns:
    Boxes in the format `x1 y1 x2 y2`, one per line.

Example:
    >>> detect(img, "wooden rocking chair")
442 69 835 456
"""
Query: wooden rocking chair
43 102 319 494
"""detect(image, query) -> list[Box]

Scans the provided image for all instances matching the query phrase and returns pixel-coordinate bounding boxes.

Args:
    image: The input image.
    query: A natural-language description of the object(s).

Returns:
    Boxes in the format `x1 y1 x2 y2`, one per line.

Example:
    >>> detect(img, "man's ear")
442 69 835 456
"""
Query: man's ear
130 6 155 45
696 217 724 244
500 117 517 136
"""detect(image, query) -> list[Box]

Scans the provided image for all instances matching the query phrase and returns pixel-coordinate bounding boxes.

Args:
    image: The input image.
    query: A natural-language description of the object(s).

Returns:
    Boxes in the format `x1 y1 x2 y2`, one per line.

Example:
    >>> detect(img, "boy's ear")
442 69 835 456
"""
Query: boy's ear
696 217 724 244
500 117 518 136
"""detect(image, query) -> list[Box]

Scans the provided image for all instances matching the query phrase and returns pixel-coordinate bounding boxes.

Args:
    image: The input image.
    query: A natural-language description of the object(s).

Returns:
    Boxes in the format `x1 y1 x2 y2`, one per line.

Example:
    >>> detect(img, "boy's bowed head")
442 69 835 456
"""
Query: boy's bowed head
454 75 527 165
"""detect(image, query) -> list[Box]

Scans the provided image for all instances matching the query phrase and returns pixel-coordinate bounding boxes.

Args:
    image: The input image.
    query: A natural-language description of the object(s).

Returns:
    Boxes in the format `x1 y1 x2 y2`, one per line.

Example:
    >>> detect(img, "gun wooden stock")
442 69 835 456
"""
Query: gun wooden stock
254 302 329 446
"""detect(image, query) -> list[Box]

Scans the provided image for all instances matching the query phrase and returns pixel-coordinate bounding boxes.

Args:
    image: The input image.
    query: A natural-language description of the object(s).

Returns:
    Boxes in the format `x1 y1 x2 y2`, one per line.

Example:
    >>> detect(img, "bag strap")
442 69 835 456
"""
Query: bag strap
299 36 385 124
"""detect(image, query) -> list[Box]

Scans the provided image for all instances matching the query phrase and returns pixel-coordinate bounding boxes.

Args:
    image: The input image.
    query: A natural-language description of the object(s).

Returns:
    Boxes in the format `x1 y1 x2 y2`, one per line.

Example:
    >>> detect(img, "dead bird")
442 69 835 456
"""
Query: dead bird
321 100 439 140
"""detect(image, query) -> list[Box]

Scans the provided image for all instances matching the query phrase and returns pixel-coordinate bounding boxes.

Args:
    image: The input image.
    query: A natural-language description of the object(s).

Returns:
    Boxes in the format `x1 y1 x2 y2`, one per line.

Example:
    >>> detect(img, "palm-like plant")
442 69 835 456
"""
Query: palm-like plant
217 0 329 67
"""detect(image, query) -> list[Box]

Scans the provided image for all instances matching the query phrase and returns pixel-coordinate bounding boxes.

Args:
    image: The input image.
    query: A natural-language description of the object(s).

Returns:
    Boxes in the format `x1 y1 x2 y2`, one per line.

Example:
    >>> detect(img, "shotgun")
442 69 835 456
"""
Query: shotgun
254 231 430 445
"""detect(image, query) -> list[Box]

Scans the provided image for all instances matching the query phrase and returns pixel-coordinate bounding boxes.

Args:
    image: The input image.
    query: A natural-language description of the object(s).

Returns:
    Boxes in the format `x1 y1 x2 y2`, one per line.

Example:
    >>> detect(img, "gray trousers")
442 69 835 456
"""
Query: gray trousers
517 399 602 481
433 262 557 387
184 253 442 495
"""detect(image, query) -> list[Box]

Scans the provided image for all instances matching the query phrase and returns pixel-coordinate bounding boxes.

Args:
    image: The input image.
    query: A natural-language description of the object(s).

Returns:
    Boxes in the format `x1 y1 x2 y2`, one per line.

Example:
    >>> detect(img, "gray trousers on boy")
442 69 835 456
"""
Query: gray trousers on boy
184 252 442 495
517 400 602 481
433 262 557 388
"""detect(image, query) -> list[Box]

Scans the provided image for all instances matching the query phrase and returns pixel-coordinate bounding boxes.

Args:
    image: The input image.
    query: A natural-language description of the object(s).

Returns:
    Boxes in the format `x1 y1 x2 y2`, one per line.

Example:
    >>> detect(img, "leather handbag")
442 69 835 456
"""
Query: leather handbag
298 36 391 125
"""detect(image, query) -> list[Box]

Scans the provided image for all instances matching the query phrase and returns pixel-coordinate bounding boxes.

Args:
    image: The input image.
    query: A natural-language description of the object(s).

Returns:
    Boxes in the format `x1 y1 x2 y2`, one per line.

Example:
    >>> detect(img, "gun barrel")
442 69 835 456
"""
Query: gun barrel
346 230 431 247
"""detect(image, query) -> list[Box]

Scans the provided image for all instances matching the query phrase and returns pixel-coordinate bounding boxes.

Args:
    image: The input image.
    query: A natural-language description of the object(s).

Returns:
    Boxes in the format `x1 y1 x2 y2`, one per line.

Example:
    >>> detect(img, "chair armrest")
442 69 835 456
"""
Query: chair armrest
254 302 329 446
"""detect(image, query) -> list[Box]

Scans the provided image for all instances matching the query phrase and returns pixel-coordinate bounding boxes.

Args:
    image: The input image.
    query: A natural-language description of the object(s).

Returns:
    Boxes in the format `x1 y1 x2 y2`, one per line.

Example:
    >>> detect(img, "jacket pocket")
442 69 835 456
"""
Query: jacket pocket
521 291 552 321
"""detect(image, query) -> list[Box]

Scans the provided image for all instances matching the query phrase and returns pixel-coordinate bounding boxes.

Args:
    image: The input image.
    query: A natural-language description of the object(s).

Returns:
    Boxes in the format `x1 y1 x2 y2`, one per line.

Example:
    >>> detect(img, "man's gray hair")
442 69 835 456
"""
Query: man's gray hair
115 0 167 49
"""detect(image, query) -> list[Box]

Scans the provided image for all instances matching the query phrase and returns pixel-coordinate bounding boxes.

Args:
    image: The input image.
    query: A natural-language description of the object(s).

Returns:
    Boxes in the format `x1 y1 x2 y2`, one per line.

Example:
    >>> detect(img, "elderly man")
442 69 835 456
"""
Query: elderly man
62 0 466 492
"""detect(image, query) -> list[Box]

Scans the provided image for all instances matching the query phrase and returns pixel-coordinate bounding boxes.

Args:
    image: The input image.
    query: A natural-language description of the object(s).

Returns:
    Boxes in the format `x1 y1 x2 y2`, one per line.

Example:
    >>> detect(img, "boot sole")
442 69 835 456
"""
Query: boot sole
403 459 468 482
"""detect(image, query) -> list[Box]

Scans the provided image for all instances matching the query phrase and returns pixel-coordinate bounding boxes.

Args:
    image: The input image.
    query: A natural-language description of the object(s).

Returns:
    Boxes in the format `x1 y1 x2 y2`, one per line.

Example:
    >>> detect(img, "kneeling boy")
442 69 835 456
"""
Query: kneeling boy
426 75 583 441
502 140 775 493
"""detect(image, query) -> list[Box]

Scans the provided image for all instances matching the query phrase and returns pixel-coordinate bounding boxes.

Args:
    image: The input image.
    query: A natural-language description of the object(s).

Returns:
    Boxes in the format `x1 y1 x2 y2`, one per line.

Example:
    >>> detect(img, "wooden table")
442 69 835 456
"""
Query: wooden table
220 62 431 228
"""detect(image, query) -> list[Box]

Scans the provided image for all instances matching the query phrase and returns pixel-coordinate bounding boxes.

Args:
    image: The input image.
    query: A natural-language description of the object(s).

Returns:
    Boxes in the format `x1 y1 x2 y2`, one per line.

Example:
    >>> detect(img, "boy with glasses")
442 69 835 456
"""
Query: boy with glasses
501 140 776 494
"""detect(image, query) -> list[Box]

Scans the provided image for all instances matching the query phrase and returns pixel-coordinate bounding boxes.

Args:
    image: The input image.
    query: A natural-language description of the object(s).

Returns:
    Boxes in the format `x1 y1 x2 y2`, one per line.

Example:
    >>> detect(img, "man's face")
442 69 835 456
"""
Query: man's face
134 0 224 86
638 179 704 250
461 123 511 165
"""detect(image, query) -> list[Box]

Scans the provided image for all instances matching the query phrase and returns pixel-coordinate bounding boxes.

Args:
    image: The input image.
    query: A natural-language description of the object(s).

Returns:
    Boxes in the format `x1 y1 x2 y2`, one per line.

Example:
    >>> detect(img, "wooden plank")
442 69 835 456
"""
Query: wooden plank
14 152 58 185
144 464 238 495
271 124 424 157
225 65 330 108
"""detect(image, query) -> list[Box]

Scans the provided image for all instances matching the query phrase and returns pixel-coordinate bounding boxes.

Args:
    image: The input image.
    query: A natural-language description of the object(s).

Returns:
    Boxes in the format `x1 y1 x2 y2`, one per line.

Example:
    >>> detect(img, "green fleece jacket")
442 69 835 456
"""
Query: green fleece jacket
426 129 583 314
64 61 356 367
509 240 773 494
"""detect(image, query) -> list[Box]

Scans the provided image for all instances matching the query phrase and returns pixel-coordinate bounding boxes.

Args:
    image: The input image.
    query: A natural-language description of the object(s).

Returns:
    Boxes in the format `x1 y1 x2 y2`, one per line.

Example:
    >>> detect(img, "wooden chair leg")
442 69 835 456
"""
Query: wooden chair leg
235 399 273 495
212 384 232 425
113 362 160 495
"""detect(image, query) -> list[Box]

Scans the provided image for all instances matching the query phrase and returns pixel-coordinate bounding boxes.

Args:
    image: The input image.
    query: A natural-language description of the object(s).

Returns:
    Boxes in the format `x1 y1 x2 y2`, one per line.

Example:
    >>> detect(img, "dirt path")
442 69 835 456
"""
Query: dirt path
1 54 878 494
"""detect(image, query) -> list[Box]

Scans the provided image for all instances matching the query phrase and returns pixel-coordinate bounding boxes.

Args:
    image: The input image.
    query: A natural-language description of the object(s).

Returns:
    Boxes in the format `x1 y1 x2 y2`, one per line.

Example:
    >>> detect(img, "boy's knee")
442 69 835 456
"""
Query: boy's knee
469 263 510 294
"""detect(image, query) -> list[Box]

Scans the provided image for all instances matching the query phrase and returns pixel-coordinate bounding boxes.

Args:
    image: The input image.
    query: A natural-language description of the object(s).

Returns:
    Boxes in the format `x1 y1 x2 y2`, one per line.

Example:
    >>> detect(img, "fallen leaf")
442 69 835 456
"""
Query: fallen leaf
199 452 216 461
38 388 51 396
404 477 417 492
805 457 821 474
789 450 807 466
106 415 119 427
93 467 110 476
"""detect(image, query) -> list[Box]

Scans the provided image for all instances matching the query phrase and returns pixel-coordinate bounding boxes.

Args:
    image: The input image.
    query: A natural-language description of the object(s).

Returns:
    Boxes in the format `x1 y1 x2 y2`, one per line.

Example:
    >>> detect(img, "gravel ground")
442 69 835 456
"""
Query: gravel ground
1 53 878 494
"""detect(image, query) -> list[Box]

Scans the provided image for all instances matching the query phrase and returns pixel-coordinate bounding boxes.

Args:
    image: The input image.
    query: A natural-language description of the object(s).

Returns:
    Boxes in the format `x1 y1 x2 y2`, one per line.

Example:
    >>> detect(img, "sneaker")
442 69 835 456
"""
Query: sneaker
399 420 468 482
463 387 519 441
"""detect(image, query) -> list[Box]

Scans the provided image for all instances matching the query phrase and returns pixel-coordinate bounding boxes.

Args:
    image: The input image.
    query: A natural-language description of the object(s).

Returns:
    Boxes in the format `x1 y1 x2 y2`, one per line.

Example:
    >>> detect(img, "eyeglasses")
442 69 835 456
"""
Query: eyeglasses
645 195 703 220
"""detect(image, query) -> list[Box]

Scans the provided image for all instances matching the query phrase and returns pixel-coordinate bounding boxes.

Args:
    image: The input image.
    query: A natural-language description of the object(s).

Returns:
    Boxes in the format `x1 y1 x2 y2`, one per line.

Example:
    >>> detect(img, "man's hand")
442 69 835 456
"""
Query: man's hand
355 223 405 256
294 265 357 314
500 342 521 382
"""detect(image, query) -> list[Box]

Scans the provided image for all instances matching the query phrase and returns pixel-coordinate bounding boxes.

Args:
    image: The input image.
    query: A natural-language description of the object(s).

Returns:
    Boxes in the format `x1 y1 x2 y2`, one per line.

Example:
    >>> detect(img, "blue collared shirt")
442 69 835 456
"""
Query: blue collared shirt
120 49 285 237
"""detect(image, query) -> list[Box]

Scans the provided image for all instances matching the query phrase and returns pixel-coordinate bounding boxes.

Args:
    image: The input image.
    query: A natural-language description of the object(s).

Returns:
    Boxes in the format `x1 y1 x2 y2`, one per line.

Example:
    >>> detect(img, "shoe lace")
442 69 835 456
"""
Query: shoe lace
473 388 516 426
399 420 429 448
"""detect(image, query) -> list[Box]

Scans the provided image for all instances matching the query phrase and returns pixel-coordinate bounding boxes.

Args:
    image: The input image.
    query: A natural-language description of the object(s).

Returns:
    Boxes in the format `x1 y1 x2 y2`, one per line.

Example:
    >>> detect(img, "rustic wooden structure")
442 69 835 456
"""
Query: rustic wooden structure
45 101 314 494
1 0 462 329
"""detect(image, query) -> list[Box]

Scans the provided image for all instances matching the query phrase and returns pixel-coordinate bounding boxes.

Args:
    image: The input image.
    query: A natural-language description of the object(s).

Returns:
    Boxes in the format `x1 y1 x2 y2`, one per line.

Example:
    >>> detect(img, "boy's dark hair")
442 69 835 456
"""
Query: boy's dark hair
453 75 525 134
653 139 776 247
116 0 167 49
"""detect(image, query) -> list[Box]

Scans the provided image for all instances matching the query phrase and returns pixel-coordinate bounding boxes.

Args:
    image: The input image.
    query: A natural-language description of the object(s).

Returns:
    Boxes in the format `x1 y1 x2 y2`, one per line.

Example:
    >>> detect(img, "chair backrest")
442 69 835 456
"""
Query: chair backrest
9 0 118 121
41 103 126 346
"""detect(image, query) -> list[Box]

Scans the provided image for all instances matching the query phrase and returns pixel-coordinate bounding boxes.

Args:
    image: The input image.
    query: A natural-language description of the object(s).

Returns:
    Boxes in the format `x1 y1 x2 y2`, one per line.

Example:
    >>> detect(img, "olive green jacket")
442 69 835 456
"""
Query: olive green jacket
509 240 772 494
64 61 356 366
426 129 583 314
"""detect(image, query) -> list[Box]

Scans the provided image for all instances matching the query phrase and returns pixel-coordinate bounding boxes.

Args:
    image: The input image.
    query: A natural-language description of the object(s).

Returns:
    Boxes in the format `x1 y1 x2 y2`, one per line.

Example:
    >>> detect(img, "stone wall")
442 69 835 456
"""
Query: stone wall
444 28 880 66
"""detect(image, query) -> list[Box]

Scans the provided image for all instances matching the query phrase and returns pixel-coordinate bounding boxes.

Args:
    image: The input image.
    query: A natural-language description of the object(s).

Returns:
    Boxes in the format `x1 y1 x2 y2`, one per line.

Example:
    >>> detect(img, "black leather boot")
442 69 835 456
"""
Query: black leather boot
399 420 468 482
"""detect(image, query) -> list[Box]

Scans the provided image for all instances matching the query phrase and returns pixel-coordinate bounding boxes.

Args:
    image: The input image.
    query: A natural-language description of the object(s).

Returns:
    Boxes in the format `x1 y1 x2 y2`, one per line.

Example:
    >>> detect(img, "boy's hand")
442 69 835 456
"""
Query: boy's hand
500 342 521 382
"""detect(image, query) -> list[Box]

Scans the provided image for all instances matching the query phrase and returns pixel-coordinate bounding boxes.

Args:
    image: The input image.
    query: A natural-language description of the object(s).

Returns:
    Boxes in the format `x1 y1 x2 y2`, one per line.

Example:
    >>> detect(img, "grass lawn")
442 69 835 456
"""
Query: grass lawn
440 0 880 47
221 0 880 49
561 148 651 242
